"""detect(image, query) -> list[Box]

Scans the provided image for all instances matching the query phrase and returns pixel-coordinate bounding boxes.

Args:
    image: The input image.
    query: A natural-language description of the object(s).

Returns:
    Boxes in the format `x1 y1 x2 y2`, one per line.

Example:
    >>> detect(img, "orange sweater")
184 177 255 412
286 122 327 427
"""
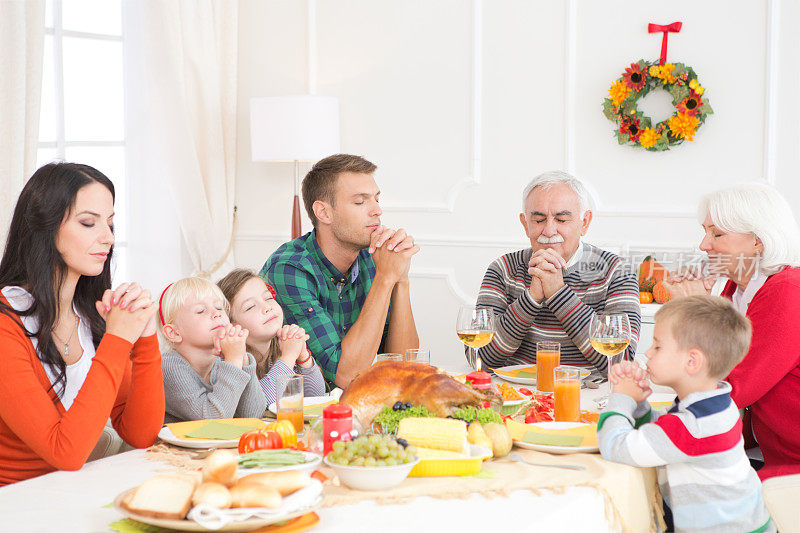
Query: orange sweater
0 302 165 485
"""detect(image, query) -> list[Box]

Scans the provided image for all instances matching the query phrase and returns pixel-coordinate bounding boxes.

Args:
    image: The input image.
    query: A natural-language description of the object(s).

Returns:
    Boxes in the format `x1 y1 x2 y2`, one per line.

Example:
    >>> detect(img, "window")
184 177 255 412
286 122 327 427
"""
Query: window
39 0 127 282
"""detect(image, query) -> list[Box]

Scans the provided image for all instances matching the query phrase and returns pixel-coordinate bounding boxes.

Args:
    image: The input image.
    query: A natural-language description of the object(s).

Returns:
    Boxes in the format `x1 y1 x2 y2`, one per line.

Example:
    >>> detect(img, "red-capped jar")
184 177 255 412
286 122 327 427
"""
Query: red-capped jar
322 403 353 455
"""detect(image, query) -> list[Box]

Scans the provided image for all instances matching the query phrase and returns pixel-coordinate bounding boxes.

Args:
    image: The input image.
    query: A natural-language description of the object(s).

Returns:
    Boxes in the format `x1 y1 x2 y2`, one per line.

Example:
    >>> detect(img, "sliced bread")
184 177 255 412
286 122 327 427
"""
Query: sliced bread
121 474 197 520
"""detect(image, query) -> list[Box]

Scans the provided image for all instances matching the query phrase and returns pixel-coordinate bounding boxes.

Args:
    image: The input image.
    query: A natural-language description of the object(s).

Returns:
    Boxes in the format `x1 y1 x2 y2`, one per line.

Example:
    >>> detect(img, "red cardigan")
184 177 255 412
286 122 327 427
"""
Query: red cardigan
723 267 800 480
0 299 165 485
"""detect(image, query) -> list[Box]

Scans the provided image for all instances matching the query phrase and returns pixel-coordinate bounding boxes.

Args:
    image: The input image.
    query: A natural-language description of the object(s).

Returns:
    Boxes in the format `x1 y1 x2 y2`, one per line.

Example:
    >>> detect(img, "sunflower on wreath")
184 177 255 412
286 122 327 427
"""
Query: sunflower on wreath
602 59 713 151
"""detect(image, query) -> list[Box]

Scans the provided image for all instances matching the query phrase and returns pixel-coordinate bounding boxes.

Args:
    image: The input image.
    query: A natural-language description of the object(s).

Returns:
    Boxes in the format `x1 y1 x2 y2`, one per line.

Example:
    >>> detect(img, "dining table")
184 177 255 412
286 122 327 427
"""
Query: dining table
0 369 672 533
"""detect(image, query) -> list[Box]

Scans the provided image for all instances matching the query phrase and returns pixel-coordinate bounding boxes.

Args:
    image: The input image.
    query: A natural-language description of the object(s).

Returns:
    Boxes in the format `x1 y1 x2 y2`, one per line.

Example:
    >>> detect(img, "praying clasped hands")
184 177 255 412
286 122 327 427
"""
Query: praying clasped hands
95 282 158 344
528 248 568 302
370 225 420 283
608 360 652 403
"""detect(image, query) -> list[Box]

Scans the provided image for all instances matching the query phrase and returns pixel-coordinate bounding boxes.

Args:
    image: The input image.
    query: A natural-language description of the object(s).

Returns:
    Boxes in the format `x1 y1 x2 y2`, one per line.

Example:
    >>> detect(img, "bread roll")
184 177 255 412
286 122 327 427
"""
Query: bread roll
237 470 311 496
203 449 238 487
121 475 196 519
192 482 232 509
229 483 281 509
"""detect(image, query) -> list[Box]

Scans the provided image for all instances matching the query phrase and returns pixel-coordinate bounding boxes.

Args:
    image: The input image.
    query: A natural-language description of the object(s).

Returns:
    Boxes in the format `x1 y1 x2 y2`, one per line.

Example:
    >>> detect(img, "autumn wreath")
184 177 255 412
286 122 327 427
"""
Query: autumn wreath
602 60 713 151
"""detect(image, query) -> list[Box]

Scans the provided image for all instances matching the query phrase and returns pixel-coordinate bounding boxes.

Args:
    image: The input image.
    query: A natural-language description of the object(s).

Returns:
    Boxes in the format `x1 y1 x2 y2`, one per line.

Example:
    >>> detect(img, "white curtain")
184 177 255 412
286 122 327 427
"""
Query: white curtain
123 0 237 290
0 0 45 249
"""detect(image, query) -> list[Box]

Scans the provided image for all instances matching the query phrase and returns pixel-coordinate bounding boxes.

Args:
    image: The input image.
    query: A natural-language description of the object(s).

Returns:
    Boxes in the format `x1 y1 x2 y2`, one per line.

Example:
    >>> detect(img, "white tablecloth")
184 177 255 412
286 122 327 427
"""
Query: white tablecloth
0 381 670 532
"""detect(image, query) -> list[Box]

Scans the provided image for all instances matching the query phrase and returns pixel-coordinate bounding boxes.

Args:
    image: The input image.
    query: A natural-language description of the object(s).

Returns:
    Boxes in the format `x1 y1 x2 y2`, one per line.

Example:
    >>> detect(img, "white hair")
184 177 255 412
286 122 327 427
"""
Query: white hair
698 183 800 275
521 170 592 216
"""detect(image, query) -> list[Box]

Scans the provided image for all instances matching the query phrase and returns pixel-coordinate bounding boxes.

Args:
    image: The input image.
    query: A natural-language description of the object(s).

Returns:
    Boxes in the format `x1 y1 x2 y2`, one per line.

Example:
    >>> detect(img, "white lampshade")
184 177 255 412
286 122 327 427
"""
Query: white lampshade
250 95 340 162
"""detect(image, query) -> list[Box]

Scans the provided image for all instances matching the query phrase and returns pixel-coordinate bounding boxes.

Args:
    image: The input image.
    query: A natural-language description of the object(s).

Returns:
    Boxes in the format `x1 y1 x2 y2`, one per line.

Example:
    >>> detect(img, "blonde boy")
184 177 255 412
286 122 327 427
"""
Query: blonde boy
159 277 267 423
598 295 773 533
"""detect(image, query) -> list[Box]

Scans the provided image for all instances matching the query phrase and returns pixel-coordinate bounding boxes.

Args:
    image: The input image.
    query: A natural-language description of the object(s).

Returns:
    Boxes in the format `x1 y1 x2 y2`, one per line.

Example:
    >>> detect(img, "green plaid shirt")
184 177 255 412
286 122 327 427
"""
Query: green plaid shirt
260 231 389 384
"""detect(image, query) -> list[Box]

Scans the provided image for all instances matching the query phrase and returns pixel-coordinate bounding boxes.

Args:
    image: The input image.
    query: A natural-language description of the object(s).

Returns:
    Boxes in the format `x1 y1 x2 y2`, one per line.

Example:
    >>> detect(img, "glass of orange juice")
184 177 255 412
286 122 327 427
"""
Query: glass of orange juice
535 342 560 394
554 366 581 422
276 374 304 434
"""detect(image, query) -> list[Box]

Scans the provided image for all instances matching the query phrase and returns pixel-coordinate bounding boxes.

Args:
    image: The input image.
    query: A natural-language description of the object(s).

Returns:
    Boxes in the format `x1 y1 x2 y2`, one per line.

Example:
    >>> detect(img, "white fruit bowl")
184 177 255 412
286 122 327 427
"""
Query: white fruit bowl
323 456 420 491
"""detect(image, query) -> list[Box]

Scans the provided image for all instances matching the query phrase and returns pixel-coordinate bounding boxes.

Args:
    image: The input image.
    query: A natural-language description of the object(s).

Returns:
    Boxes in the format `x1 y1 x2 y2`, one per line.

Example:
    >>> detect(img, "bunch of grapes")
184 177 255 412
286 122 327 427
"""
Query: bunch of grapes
327 434 417 467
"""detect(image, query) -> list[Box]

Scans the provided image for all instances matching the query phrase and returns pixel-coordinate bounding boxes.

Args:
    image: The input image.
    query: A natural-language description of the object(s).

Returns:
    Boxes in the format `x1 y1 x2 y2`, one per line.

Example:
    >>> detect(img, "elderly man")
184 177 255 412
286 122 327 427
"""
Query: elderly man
476 171 640 374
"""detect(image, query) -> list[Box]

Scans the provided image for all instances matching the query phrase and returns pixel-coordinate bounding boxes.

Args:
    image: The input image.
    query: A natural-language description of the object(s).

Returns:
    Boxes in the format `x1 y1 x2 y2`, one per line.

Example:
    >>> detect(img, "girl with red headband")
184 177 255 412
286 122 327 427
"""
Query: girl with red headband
159 277 267 423
217 269 325 405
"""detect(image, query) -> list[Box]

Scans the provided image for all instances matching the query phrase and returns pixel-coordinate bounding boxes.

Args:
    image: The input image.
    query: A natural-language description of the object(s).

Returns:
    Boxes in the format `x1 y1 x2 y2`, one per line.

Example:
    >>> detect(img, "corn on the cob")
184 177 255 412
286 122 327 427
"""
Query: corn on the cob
397 417 468 453
413 446 469 460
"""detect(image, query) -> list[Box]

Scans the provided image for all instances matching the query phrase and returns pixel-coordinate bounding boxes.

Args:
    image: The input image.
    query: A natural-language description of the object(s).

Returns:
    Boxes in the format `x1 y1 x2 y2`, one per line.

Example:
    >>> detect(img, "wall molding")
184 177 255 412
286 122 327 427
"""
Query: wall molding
564 2 777 216
344 0 482 214
235 232 696 252
763 0 778 185
409 267 474 304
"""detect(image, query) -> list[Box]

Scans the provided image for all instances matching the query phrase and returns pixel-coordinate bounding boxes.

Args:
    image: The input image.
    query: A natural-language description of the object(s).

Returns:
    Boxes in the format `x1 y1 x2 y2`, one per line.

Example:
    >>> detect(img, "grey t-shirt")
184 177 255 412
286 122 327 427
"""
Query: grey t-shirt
162 350 268 424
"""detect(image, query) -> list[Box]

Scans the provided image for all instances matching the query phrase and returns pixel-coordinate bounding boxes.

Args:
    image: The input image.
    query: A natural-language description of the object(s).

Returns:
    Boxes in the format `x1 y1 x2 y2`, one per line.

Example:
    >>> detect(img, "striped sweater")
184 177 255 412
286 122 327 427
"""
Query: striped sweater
598 384 774 533
476 243 640 373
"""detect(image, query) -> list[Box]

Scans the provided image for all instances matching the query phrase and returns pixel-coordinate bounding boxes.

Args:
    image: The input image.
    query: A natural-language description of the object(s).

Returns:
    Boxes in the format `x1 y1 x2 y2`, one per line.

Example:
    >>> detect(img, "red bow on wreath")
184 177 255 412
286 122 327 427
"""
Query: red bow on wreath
648 22 682 65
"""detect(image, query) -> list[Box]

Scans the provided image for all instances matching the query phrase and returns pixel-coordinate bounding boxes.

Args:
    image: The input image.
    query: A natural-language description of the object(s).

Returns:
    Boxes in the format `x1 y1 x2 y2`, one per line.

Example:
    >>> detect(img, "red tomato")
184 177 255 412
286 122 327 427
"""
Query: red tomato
524 407 555 424
238 430 283 454
310 470 328 483
519 388 534 396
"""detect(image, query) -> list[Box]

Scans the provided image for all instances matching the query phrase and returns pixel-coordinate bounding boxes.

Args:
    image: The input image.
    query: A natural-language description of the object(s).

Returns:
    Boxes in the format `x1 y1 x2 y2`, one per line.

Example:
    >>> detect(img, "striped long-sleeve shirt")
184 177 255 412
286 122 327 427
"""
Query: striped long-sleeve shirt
476 243 640 373
598 384 774 533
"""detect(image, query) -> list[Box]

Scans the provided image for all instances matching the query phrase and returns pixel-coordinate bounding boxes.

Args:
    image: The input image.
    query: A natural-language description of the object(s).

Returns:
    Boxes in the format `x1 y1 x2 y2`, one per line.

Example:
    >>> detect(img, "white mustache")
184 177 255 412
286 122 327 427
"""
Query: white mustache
537 234 565 244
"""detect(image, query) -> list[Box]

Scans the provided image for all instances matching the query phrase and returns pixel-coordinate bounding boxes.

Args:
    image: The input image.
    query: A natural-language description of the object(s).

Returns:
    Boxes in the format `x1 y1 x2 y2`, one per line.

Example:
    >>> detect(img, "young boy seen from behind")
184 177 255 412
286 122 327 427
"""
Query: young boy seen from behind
598 295 773 533
159 277 267 423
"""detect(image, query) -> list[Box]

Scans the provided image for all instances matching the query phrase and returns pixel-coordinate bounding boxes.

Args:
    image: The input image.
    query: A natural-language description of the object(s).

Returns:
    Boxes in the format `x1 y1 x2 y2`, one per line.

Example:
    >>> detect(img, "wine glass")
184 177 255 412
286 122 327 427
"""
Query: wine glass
456 306 496 370
589 313 631 408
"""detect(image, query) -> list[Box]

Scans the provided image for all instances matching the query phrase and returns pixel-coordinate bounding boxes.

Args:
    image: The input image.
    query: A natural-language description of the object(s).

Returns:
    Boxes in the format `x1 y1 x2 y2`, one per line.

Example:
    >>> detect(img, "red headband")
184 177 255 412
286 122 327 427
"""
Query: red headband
158 283 174 326
266 283 277 299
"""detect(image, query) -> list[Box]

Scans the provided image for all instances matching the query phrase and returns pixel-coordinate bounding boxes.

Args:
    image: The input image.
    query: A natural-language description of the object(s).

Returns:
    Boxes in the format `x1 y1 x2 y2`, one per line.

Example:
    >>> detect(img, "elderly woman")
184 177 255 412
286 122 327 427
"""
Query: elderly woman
667 183 800 480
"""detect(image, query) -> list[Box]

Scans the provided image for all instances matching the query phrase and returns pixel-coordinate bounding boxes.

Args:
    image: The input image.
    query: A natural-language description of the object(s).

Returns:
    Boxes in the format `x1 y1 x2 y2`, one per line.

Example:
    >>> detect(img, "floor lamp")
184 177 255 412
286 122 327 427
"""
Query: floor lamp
250 95 340 239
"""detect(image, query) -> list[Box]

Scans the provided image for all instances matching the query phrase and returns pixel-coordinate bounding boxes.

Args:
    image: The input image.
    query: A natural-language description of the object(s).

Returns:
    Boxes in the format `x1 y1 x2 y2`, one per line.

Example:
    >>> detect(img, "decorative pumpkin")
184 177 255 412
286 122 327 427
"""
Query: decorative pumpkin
639 292 654 304
653 281 671 304
638 255 669 291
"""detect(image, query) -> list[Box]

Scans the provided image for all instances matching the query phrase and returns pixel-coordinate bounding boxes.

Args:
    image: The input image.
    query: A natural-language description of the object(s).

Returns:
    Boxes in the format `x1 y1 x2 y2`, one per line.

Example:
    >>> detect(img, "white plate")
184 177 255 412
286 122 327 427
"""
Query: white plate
267 391 342 421
494 365 592 386
238 451 322 475
512 421 599 455
503 399 527 407
157 426 240 449
114 489 320 532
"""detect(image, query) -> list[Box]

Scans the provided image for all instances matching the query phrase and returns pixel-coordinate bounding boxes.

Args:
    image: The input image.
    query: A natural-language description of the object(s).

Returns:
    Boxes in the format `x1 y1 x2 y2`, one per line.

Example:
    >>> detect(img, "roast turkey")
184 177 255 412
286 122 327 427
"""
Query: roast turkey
339 361 499 428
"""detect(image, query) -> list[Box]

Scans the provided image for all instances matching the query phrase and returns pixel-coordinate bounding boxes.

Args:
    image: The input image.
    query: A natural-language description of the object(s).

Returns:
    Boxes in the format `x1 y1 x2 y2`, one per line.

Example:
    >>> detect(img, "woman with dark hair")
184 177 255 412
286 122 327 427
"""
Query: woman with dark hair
0 162 164 485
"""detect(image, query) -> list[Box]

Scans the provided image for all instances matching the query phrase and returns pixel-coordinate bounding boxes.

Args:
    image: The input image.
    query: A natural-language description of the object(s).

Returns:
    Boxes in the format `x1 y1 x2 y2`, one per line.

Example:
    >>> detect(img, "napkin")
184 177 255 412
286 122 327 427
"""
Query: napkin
649 401 675 410
303 398 339 417
495 366 537 378
506 419 598 447
166 418 266 440
184 421 263 440
523 431 583 447
187 480 323 530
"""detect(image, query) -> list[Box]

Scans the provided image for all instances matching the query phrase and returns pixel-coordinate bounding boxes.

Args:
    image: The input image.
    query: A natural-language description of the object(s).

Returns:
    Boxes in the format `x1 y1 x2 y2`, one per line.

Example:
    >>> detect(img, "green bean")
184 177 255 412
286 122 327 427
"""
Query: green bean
238 450 313 469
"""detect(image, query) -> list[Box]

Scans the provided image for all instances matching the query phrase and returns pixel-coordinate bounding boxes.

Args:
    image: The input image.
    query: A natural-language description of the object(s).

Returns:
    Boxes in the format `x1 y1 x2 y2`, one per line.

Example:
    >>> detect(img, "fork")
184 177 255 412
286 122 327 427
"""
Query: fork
507 452 586 471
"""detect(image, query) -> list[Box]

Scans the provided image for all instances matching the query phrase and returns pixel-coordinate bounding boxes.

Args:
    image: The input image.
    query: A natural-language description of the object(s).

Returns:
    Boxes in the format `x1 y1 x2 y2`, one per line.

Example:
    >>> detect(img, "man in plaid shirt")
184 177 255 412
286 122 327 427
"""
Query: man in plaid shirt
261 154 420 387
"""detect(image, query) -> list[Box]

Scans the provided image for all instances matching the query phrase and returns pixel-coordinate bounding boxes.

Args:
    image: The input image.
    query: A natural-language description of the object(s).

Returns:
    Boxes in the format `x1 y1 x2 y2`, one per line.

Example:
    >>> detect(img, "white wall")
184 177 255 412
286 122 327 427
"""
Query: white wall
233 0 800 373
